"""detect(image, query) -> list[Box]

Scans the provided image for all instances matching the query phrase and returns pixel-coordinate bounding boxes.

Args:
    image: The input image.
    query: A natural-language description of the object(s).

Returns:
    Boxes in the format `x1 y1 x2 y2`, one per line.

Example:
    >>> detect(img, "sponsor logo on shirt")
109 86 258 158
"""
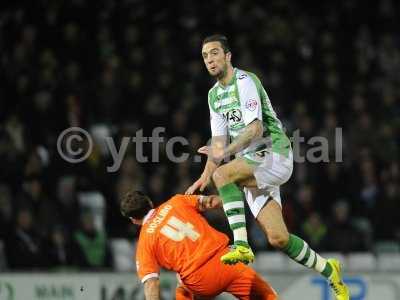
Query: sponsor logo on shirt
245 99 258 111
223 109 242 125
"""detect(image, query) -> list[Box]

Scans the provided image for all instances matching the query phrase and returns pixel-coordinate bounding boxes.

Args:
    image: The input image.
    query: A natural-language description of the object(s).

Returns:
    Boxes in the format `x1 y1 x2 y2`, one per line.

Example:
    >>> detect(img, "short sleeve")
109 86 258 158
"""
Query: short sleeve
237 74 262 125
170 194 200 211
184 195 201 210
136 234 160 283
209 95 228 136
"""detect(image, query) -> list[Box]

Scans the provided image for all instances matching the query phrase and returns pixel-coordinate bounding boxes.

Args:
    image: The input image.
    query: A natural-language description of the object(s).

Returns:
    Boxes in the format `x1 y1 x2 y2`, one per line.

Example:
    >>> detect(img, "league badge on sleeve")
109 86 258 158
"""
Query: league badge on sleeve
245 99 258 111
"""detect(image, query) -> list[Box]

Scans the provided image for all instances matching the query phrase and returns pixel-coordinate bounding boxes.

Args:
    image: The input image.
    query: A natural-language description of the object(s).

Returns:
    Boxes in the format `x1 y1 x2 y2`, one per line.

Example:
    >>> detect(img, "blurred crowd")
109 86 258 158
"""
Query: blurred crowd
0 0 399 271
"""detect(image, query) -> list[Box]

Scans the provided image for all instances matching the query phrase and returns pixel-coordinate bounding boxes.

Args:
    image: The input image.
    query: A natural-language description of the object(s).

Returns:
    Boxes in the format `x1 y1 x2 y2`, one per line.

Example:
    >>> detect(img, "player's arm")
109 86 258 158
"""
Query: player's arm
185 136 227 194
144 277 160 300
201 120 263 163
223 120 263 157
185 92 228 194
201 134 227 173
136 238 161 298
180 194 222 211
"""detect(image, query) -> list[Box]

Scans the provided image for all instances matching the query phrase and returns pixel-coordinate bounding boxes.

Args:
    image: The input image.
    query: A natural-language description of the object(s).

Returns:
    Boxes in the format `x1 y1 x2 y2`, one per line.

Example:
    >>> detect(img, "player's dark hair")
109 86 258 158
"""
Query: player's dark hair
202 34 231 53
120 190 153 219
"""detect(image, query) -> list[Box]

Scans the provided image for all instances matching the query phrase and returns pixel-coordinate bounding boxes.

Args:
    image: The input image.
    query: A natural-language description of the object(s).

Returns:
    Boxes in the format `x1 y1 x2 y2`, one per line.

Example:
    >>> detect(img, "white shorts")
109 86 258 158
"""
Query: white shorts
244 151 293 217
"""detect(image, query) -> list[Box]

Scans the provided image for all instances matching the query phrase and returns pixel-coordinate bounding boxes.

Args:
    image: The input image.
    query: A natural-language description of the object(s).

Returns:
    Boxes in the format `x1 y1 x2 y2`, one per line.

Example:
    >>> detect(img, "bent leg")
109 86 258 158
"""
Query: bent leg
257 199 333 278
226 266 277 300
238 176 258 188
212 158 256 262
256 199 289 249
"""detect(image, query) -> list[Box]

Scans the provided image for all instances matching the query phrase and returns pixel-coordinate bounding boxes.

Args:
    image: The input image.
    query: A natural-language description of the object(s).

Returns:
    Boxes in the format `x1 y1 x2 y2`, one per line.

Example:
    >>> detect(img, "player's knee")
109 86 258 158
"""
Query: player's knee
267 231 289 249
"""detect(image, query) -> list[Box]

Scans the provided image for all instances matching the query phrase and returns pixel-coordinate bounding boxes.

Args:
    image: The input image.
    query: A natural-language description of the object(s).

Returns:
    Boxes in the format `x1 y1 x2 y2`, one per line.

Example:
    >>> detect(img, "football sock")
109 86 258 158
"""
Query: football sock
218 183 249 247
283 234 333 278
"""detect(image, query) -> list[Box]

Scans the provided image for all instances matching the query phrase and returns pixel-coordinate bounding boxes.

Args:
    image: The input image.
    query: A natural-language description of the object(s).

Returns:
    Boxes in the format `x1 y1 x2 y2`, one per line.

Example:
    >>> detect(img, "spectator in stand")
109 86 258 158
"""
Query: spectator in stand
6 208 46 269
300 212 328 251
327 201 368 253
71 212 112 270
44 225 73 270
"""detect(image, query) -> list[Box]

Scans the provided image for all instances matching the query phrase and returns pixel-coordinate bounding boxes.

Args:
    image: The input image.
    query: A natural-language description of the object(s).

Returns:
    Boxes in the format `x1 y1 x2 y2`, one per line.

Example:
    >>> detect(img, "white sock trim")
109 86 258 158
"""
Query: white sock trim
314 254 327 273
305 250 316 268
294 243 308 262
228 215 246 224
223 201 245 211
233 227 248 243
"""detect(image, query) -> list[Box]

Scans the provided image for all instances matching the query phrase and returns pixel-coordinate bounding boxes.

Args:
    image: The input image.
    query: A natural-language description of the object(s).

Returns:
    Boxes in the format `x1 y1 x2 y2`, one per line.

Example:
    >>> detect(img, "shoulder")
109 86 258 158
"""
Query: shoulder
166 194 182 205
235 69 258 88
169 194 200 210
236 68 249 80
208 83 220 111
169 194 195 205
208 82 219 99
153 197 181 216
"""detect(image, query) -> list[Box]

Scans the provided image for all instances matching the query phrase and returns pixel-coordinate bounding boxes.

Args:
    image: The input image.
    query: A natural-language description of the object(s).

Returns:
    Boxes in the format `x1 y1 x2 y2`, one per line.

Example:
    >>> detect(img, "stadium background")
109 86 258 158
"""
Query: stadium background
0 0 399 299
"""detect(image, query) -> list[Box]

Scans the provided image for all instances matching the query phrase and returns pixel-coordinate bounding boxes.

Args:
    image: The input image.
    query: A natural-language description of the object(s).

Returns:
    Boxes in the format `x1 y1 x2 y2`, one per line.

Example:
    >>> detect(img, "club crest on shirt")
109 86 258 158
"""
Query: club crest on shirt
245 99 258 111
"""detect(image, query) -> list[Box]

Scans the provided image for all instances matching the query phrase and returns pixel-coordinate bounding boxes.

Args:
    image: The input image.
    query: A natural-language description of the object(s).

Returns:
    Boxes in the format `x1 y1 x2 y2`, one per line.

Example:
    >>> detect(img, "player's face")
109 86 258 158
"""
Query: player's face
202 41 230 79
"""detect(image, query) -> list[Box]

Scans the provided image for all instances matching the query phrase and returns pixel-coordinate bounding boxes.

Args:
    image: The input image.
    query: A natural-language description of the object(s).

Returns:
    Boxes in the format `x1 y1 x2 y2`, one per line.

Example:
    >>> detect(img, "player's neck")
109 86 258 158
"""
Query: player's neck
142 209 156 225
218 65 235 87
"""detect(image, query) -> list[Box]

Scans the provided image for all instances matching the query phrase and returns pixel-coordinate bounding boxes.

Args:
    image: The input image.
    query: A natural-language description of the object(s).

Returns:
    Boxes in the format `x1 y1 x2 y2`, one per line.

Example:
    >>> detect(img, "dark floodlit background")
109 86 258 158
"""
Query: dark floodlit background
0 0 399 289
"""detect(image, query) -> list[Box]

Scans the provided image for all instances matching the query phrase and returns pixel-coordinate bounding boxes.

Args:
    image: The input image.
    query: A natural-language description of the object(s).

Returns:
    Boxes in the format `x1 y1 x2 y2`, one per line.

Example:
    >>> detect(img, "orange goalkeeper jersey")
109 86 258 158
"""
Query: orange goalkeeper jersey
135 194 229 283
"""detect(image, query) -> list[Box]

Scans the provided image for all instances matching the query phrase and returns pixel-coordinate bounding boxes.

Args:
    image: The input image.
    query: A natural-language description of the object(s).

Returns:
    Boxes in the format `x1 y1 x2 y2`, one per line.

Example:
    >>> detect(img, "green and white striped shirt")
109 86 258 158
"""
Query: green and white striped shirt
208 68 290 162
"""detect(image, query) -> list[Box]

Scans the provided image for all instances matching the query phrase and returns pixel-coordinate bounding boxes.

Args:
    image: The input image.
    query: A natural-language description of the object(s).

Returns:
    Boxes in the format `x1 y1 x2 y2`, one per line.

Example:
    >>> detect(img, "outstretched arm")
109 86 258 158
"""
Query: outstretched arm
223 119 263 157
185 135 227 194
144 278 160 300
197 120 263 163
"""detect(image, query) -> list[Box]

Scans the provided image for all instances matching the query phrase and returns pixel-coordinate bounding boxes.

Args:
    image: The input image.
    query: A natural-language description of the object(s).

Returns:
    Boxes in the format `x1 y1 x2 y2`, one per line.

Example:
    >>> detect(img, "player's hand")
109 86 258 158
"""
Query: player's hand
198 145 225 163
185 174 211 194
197 146 210 155
185 178 202 195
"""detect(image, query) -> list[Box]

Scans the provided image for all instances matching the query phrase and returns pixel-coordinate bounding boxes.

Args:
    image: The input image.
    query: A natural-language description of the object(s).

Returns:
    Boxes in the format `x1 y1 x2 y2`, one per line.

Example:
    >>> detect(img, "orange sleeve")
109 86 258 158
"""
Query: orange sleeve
171 194 201 211
136 234 160 283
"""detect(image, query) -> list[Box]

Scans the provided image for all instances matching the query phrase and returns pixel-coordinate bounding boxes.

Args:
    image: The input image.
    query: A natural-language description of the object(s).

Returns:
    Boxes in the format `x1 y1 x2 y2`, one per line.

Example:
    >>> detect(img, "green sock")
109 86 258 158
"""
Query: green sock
218 183 249 247
283 234 332 278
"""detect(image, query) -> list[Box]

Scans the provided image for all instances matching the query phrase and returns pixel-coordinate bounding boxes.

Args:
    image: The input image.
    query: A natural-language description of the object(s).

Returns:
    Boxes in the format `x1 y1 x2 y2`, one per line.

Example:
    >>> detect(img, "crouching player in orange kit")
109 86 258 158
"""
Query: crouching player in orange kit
120 190 277 300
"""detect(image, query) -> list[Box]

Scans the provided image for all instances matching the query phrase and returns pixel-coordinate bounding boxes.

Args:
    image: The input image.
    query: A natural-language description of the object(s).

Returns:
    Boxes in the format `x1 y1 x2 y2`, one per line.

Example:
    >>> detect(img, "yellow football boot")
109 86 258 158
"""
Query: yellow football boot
221 245 255 265
328 258 351 300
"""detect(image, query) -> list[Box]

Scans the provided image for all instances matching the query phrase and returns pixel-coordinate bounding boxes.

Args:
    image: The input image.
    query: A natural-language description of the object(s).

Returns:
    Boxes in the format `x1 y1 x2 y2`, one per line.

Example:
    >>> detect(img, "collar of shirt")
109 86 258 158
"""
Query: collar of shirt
218 67 237 89
142 209 156 225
